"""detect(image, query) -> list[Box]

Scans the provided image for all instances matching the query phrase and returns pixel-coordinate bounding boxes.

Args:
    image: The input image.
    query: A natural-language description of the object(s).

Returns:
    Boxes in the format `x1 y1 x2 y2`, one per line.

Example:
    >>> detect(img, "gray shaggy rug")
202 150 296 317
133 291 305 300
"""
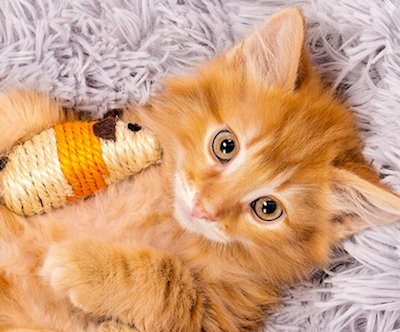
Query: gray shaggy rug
1 0 400 331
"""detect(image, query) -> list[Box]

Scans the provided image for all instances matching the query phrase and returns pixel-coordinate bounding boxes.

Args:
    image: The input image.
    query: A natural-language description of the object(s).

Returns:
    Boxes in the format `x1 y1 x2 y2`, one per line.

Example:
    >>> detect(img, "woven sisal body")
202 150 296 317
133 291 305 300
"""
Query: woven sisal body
0 119 161 216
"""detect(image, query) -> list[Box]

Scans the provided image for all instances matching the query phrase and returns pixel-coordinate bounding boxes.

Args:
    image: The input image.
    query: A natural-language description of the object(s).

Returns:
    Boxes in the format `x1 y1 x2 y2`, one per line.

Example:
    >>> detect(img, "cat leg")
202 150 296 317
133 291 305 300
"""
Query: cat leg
96 321 138 332
41 240 204 332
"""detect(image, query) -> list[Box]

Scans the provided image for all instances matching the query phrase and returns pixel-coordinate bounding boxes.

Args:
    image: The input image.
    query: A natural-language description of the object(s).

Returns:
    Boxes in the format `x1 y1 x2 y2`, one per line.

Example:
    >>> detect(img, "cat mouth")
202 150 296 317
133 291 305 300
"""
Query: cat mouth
175 200 232 244
173 172 232 244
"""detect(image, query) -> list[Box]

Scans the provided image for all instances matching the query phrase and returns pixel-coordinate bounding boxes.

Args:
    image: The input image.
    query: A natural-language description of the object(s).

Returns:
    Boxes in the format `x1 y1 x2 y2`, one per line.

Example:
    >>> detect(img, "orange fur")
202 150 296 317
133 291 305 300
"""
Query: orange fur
1 7 400 332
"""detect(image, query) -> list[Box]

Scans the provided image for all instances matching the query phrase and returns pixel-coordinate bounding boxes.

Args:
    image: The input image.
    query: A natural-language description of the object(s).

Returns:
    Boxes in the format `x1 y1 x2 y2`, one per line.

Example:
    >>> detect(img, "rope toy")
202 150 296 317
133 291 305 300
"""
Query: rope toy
0 117 162 216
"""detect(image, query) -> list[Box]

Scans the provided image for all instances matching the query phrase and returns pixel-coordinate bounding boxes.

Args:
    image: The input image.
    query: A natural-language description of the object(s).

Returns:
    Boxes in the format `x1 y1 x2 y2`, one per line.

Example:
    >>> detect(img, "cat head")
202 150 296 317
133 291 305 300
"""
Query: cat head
142 8 400 273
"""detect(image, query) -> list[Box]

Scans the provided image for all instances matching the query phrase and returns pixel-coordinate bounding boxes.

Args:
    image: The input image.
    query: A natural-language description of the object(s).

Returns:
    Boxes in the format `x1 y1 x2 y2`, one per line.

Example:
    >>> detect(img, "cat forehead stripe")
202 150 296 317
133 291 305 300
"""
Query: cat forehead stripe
242 170 297 204
223 133 272 176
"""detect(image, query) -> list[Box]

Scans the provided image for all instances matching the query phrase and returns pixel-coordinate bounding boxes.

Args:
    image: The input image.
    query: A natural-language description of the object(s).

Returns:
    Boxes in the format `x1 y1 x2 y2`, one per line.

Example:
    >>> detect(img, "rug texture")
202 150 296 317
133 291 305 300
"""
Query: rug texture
1 0 400 331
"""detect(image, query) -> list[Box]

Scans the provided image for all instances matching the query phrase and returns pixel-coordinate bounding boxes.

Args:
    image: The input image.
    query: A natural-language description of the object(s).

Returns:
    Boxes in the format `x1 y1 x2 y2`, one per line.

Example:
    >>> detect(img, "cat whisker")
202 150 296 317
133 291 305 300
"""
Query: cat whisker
198 236 207 247
166 178 175 185
188 236 207 253
290 183 329 194
177 165 189 176
224 246 245 264
199 100 264 137
206 238 214 252
159 191 174 200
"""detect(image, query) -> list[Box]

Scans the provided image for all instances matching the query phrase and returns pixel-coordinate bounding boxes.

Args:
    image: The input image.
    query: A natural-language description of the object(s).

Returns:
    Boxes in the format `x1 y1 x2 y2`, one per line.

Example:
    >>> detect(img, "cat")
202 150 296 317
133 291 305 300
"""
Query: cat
1 7 400 332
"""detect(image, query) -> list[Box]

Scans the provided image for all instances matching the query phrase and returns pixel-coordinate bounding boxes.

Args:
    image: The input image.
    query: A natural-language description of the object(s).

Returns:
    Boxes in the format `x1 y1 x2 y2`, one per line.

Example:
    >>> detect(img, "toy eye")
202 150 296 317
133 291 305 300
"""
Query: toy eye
128 123 142 132
251 197 283 222
212 130 238 163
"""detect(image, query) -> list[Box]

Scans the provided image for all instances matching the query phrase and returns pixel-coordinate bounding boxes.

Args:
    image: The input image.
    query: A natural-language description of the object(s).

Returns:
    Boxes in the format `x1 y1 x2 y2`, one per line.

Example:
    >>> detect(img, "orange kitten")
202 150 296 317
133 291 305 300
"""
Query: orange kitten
1 7 400 332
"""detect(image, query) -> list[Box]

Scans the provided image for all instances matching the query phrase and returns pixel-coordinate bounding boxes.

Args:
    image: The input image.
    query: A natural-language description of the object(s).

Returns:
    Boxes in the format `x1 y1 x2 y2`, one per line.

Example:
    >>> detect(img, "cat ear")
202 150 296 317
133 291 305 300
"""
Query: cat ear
225 7 305 91
329 168 400 239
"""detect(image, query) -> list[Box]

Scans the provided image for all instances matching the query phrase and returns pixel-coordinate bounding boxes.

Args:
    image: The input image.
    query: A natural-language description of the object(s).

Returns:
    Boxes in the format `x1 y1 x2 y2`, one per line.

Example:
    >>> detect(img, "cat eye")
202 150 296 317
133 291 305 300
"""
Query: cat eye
212 130 238 163
251 197 283 222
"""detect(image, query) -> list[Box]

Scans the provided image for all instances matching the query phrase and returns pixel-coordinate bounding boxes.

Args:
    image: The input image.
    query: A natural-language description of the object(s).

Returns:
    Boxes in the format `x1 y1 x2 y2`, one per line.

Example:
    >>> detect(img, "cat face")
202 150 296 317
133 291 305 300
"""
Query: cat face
160 81 341 257
146 8 400 264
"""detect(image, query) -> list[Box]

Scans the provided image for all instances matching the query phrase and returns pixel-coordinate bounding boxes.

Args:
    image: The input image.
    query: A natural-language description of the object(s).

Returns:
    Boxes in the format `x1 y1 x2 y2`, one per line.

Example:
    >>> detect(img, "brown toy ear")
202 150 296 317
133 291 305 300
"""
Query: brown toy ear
0 155 8 171
92 117 117 141
103 109 123 119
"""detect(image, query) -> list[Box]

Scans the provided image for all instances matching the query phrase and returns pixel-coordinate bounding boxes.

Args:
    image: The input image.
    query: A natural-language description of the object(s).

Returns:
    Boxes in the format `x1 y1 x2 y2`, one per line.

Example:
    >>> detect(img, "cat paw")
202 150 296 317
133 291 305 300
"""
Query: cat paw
40 240 104 311
96 321 139 332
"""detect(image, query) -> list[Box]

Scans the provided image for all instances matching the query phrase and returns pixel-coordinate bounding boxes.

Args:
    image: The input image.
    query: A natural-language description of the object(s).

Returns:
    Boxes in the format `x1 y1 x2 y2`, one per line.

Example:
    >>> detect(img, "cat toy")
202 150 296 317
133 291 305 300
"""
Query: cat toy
0 117 162 216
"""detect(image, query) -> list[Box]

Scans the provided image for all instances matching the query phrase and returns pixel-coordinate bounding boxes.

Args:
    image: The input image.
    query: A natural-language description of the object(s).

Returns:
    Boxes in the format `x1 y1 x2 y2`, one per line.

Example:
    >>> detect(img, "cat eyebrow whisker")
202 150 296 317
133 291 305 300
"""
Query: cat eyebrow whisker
290 183 329 194
199 99 263 137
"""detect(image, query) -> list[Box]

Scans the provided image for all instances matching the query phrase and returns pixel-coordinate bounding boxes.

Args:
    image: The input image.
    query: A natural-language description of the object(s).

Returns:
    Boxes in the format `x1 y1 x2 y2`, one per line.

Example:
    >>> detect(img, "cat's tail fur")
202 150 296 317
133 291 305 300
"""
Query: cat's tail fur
0 90 70 155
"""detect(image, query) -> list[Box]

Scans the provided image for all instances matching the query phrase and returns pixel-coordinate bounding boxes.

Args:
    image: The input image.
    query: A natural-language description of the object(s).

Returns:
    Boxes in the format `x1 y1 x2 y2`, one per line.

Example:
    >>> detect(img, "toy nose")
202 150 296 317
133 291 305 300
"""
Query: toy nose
191 196 216 221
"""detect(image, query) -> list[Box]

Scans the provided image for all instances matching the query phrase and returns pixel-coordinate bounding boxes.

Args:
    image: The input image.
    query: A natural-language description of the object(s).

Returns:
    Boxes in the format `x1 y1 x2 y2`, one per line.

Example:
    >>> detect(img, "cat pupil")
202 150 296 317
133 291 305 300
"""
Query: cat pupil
220 139 235 154
211 130 238 162
262 200 276 214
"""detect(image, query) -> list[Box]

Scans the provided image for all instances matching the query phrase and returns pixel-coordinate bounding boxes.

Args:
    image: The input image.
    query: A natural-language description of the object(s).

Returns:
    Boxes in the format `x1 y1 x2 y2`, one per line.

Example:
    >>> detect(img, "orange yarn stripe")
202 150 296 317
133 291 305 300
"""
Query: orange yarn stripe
54 121 110 202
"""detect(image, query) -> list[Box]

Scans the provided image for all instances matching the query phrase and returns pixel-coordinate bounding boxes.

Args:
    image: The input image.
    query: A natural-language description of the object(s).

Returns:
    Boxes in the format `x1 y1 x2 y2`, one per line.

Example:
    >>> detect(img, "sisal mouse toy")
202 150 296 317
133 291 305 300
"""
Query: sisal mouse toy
0 116 162 216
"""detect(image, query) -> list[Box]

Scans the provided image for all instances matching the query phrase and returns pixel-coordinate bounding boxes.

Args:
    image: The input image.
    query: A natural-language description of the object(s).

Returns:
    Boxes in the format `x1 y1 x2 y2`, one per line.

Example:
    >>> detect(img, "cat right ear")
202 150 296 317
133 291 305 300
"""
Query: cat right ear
224 7 306 91
329 167 400 239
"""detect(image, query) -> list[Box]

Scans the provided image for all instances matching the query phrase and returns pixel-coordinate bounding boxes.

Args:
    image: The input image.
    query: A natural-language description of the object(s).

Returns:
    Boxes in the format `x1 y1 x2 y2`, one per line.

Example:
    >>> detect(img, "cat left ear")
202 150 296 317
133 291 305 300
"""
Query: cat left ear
329 168 400 239
225 7 306 91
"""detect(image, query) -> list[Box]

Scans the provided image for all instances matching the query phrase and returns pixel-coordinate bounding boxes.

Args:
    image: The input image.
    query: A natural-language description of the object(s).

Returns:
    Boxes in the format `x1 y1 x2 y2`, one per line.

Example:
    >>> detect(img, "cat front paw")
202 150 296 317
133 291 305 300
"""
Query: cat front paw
40 240 108 312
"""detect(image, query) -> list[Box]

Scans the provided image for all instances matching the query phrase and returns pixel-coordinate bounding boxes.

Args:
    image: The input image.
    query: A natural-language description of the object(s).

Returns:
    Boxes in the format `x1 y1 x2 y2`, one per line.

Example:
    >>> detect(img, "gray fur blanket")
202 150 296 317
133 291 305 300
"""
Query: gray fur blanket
1 0 400 331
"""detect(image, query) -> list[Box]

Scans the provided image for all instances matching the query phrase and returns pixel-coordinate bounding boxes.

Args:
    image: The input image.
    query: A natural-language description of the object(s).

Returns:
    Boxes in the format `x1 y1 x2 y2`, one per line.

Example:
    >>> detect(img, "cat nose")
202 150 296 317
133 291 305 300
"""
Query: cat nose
191 196 216 221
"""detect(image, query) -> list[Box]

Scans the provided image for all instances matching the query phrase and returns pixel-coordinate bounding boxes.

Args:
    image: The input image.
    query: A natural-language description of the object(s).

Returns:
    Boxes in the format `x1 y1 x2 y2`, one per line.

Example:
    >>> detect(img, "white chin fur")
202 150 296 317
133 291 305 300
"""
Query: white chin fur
173 171 232 244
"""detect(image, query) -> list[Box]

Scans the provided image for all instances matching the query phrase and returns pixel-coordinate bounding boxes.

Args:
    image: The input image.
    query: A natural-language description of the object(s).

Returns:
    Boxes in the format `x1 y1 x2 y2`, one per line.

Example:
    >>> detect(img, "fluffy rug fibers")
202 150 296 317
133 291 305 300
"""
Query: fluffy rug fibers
0 0 399 331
